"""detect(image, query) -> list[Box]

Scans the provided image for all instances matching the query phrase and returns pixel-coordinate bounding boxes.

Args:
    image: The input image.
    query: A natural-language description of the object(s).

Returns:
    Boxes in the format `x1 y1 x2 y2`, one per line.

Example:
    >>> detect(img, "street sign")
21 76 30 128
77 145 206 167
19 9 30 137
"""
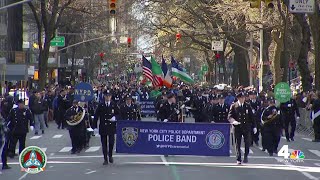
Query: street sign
274 82 292 103
211 40 224 51
50 36 65 47
74 82 94 102
202 65 208 72
27 66 35 75
289 0 314 13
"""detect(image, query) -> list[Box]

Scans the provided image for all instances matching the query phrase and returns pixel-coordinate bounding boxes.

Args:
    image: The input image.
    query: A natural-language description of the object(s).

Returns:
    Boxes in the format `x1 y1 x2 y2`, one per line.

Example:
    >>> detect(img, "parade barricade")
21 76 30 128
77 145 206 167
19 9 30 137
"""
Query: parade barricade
139 100 155 116
116 121 231 156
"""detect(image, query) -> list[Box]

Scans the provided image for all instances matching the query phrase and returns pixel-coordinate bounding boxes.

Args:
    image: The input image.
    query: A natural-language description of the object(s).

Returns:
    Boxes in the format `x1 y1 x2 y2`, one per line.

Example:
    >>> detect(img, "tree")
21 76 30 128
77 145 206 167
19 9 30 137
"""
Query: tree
27 0 73 89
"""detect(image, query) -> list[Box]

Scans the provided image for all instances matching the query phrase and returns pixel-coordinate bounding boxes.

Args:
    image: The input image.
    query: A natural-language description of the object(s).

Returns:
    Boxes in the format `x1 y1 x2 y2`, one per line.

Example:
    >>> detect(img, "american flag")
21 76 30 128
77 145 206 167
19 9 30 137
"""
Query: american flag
142 55 154 84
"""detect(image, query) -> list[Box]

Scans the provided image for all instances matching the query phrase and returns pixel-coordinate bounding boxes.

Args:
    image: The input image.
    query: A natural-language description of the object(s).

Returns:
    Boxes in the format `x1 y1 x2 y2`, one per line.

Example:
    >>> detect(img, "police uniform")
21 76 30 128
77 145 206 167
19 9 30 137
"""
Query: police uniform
204 96 218 122
257 101 269 151
280 98 300 141
191 91 207 123
93 90 119 165
65 101 86 154
261 97 282 156
249 91 261 146
158 94 180 122
310 98 320 142
119 96 141 121
228 93 256 164
6 100 34 159
216 94 230 123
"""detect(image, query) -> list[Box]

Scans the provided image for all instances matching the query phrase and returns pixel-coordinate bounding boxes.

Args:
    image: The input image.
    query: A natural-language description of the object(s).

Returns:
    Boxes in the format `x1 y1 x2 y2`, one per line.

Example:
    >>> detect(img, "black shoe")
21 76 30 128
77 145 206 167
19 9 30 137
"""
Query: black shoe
261 148 266 152
254 141 259 146
290 138 294 141
35 132 38 135
109 157 114 163
42 130 45 134
103 161 108 165
286 139 290 142
2 165 11 170
269 152 273 156
243 157 248 163
71 151 76 154
237 161 242 165
57 126 61 129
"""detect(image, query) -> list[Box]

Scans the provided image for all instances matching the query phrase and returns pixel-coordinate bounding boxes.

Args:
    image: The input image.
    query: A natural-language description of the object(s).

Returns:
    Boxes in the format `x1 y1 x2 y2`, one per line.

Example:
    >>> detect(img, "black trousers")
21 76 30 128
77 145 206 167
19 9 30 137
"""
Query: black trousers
234 127 251 161
284 118 296 140
69 129 85 152
263 126 281 154
313 117 320 140
100 134 115 161
260 127 267 149
1 133 12 166
9 133 26 155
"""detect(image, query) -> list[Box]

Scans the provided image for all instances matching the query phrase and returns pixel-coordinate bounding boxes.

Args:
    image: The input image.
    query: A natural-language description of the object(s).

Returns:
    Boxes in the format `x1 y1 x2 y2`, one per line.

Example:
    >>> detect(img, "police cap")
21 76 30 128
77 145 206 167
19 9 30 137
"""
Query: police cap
167 93 175 99
103 90 112 96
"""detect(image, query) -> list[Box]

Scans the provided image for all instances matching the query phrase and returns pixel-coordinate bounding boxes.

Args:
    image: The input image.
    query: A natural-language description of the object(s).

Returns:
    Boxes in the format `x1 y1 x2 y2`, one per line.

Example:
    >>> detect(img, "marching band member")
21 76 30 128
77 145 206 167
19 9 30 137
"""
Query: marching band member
65 100 86 154
261 97 282 156
93 90 119 165
158 93 180 122
119 95 141 121
228 93 257 164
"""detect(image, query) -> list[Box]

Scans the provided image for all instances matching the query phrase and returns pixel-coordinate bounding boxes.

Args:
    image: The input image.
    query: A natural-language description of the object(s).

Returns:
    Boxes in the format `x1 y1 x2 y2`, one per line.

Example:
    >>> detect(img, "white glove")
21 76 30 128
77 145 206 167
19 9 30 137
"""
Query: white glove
180 104 185 109
30 126 34 131
232 121 241 125
91 116 94 119
94 128 99 135
87 128 94 132
110 116 116 122
211 121 215 123
253 128 257 134
296 116 300 120
163 119 168 122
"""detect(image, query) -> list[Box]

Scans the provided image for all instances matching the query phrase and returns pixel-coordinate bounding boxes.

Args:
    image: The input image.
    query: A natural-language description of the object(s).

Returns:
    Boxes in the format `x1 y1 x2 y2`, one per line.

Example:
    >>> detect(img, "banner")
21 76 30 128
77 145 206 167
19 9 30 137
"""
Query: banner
116 121 230 156
74 82 94 102
140 100 155 115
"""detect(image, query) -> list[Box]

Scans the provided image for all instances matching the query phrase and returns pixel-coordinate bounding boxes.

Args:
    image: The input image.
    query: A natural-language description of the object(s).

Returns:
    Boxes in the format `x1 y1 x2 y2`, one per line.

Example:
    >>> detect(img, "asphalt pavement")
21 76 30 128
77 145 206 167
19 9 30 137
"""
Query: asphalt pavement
1 117 319 180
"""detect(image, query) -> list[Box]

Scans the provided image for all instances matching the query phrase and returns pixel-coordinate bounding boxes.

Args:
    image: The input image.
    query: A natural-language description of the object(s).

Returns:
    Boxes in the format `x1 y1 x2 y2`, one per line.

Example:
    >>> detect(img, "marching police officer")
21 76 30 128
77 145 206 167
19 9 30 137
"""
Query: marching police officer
216 94 230 123
257 99 269 151
249 91 261 146
204 95 217 123
4 100 34 163
192 90 207 123
228 93 257 164
307 91 320 142
280 98 300 142
93 90 119 165
65 100 86 154
261 97 282 156
119 95 141 121
158 93 180 122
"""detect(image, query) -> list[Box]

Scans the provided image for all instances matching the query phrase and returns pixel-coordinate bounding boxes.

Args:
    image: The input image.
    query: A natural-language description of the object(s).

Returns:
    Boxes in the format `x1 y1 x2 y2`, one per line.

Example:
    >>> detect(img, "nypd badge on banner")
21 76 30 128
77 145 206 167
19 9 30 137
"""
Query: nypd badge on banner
116 121 231 156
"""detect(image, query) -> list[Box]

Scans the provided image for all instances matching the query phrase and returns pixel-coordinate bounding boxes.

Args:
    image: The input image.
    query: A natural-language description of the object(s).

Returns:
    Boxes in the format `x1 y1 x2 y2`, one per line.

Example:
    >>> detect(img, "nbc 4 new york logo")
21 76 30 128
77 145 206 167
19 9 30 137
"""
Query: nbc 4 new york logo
277 145 305 163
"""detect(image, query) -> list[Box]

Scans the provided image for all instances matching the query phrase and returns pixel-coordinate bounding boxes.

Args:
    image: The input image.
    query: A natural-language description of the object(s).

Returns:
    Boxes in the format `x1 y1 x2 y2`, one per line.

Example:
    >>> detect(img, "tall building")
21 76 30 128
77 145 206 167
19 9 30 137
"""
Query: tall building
0 0 8 56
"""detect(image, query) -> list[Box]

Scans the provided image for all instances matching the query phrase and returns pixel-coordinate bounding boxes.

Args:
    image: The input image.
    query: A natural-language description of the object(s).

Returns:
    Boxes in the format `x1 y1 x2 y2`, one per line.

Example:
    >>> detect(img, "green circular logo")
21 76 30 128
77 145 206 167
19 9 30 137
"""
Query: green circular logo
274 82 292 103
19 146 47 174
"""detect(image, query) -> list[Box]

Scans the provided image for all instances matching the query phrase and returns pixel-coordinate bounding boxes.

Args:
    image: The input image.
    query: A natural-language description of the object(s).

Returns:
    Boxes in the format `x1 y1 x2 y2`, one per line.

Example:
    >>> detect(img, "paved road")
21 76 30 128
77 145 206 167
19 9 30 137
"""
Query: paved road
1 118 319 180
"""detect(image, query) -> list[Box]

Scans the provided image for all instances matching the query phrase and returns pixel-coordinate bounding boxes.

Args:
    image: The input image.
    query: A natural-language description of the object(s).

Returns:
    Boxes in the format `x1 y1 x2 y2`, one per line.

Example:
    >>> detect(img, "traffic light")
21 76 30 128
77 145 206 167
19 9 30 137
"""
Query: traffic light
176 33 181 42
250 0 261 8
127 37 132 48
265 0 274 8
109 0 116 15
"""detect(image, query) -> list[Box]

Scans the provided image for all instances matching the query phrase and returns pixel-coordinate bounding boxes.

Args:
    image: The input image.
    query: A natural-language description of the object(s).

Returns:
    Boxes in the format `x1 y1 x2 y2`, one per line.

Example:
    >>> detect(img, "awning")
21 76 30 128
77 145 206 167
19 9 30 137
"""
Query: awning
2 64 27 81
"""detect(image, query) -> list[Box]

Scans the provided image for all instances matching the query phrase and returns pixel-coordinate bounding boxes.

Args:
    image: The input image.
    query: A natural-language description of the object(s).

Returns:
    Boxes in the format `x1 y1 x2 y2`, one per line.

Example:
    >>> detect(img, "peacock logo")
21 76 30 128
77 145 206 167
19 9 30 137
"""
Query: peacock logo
290 150 305 160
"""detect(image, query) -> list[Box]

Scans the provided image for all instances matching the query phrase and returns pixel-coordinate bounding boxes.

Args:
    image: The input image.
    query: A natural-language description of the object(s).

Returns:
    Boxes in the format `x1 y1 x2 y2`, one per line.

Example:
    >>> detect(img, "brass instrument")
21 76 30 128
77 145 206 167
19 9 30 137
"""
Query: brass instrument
66 108 86 126
262 109 279 125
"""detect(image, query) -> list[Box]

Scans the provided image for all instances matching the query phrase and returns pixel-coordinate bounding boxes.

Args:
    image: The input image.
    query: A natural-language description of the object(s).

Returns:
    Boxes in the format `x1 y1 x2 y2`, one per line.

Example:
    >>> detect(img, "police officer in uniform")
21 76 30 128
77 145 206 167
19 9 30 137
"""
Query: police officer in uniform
228 93 257 164
280 98 300 142
216 94 230 123
119 95 141 121
261 97 282 156
192 90 207 123
307 91 320 142
257 99 269 151
5 100 34 162
65 100 86 154
249 91 261 146
204 95 217 122
93 90 119 165
158 93 180 122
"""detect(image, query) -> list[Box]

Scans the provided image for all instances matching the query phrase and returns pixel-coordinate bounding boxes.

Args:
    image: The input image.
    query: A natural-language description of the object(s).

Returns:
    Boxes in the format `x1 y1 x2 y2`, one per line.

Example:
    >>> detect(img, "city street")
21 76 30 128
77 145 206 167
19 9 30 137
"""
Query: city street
1 118 319 180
